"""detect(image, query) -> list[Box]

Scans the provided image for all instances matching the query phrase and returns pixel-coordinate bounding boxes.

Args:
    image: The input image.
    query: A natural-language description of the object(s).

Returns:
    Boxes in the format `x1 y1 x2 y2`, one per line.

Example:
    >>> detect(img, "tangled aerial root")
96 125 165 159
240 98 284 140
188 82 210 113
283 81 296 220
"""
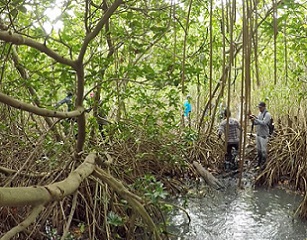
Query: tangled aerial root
0 117 226 239
9 110 307 239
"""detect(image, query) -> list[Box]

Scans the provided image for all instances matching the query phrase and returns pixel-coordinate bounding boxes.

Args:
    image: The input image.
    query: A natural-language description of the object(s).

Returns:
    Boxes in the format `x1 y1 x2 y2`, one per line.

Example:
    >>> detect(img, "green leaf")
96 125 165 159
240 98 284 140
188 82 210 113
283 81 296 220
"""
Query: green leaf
17 5 27 13
10 8 18 17
126 11 133 20
11 0 23 6
0 0 7 7
107 211 124 227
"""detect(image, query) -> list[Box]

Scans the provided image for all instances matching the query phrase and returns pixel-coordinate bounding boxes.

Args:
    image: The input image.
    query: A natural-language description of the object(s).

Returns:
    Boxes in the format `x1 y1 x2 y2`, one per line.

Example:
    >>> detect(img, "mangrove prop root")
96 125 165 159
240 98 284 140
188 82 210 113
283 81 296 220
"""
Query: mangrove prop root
0 153 97 207
1 205 44 240
255 123 307 219
60 191 78 240
94 167 162 240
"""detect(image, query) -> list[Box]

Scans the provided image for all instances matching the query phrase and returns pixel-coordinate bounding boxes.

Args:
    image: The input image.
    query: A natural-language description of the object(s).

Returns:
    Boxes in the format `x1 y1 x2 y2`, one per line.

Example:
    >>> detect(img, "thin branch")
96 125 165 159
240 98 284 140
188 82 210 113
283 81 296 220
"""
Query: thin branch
173 16 186 33
0 92 84 119
0 31 76 68
11 46 62 141
181 0 193 95
0 166 51 178
61 191 78 240
125 22 170 72
122 4 171 12
85 0 91 33
0 43 12 86
4 118 63 187
1 204 44 240
78 0 123 62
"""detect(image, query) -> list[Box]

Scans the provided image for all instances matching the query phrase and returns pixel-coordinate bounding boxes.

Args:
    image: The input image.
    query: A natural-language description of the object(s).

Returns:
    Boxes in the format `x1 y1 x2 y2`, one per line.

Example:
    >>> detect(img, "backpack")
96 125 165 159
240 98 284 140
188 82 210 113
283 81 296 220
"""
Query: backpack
263 111 274 136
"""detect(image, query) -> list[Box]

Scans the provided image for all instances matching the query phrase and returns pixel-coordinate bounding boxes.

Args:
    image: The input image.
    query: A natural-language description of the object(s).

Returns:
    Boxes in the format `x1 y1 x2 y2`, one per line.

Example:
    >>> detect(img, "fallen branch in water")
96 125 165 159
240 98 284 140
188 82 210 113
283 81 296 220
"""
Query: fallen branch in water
193 161 224 190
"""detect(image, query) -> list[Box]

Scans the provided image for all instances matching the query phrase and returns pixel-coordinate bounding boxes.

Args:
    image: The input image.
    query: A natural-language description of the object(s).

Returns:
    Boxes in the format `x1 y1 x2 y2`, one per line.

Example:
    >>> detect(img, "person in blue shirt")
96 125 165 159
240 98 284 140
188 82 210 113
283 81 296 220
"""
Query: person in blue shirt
183 95 192 127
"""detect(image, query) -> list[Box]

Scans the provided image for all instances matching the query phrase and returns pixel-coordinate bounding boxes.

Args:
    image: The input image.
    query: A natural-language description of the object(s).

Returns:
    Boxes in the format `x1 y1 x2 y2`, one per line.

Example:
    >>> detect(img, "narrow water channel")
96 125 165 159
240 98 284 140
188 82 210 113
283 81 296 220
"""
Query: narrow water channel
170 181 307 240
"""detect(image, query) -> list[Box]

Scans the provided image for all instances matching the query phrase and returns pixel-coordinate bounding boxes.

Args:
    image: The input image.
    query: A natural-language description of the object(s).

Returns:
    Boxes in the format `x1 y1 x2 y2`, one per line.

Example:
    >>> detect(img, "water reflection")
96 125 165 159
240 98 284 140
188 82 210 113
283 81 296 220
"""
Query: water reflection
169 186 307 240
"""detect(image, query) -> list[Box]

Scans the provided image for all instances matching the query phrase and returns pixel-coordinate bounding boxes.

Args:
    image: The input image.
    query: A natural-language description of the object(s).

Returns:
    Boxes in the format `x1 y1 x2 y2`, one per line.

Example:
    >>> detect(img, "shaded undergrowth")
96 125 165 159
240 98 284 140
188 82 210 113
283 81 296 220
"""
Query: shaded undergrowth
3 106 307 239
0 108 224 239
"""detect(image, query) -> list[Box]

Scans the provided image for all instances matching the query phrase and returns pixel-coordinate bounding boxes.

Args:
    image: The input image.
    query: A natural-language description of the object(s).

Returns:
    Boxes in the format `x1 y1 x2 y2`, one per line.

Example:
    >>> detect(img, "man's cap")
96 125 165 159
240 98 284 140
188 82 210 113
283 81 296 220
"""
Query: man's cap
187 94 191 99
256 101 266 107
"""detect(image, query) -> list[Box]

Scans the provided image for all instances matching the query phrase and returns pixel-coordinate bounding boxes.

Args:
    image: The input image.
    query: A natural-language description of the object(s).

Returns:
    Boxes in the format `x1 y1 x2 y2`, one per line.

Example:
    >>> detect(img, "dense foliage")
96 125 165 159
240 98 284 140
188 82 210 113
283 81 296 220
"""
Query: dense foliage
1 0 307 239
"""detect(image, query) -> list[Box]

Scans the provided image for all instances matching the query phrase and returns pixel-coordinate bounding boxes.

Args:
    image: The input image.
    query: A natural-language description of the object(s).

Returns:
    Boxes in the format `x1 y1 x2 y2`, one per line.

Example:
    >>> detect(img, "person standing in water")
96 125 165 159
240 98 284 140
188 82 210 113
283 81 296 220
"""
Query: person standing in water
218 109 241 170
249 101 271 168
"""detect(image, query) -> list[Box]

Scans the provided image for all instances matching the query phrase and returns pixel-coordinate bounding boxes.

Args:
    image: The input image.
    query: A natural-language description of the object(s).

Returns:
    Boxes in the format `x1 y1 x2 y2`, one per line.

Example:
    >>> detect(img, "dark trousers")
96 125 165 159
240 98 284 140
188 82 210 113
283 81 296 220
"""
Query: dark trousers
256 136 268 166
225 142 239 163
